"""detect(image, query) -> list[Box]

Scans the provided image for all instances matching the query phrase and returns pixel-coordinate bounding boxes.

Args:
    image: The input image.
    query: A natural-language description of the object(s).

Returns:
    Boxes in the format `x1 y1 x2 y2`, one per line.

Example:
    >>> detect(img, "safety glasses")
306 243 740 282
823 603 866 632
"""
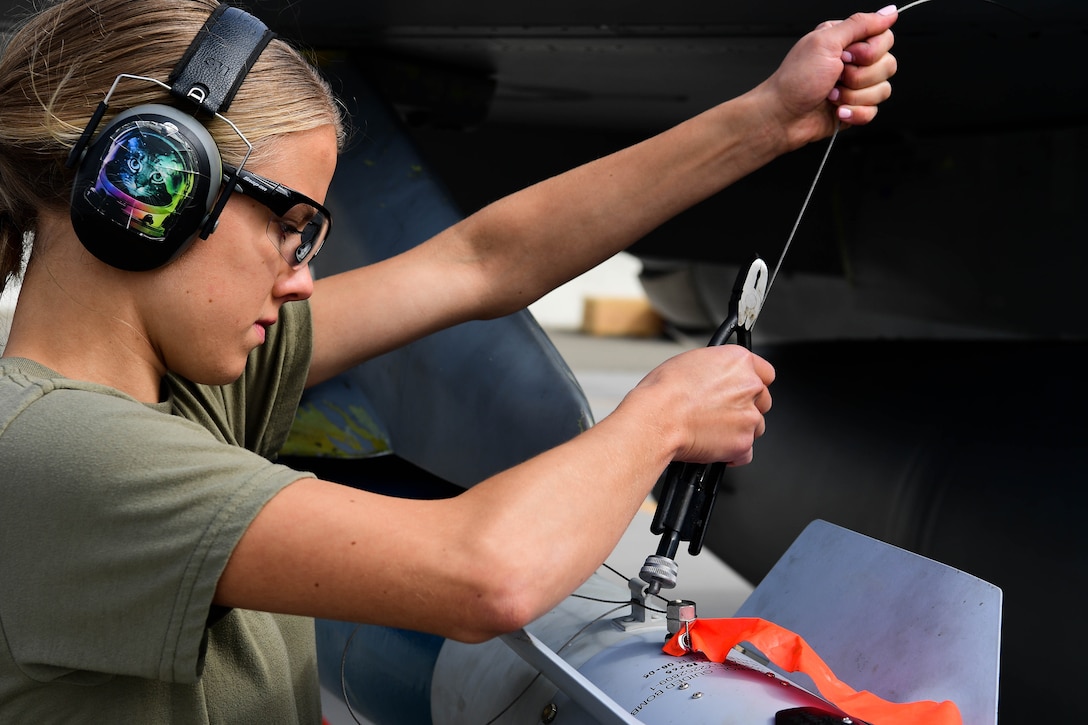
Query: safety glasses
223 164 332 268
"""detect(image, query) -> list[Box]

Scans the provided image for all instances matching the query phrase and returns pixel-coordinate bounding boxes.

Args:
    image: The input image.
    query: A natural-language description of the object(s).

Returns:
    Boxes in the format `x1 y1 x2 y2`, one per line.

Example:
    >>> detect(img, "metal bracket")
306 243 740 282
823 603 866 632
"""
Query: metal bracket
612 577 665 632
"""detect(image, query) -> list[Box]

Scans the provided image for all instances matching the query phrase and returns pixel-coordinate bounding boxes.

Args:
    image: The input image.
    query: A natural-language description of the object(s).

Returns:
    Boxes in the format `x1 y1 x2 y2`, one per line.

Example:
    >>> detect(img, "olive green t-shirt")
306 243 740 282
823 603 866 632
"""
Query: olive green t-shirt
0 300 321 723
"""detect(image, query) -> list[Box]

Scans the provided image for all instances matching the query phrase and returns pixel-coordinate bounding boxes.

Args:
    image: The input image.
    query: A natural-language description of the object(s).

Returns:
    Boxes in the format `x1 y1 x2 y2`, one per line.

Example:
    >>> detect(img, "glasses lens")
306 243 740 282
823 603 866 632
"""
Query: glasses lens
266 203 328 268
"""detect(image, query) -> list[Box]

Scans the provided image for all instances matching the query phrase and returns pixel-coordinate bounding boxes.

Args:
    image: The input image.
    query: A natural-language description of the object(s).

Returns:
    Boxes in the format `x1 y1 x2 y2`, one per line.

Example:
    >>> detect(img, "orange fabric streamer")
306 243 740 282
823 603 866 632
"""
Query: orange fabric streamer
662 617 962 725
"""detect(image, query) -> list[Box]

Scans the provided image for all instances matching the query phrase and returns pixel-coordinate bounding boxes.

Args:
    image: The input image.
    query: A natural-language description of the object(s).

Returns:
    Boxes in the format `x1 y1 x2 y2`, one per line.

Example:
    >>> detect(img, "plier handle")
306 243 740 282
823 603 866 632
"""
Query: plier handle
641 256 768 594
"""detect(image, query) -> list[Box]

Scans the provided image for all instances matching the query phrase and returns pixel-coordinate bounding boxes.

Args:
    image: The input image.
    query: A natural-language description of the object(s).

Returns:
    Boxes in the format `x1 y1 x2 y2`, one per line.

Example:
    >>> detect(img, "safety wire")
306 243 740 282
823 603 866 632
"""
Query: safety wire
897 0 1018 12
339 624 367 725
765 122 841 301
898 0 938 11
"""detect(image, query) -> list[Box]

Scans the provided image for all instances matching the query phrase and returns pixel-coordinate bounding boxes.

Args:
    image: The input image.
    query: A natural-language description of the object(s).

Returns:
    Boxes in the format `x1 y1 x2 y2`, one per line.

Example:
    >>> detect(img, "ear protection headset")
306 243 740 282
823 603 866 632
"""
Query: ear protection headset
66 4 275 272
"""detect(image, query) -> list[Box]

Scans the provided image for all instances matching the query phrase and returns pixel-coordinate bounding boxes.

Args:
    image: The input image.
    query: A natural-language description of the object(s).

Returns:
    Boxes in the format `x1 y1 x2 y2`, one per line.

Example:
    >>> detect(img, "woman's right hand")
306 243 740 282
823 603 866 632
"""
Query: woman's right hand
619 345 775 467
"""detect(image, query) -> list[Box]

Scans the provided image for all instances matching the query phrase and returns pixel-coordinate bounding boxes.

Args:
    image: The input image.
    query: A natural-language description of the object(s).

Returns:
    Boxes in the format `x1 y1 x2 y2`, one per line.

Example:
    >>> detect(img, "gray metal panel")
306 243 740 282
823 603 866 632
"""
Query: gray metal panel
736 519 1001 725
500 629 642 725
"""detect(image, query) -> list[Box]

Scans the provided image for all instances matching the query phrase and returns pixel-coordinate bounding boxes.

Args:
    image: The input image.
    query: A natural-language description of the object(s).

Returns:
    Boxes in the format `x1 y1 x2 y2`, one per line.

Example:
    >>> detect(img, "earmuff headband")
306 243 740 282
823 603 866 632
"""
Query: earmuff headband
167 4 276 115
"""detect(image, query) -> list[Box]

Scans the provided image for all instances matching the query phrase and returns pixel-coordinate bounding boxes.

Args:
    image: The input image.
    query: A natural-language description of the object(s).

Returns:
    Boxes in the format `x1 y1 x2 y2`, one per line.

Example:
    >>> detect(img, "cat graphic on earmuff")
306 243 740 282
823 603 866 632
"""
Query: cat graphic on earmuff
100 127 196 233
70 104 222 271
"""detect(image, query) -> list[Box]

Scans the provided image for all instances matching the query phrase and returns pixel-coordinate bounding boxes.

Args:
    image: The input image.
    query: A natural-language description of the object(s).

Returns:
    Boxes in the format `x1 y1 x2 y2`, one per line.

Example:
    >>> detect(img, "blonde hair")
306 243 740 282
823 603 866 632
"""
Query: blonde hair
0 0 347 292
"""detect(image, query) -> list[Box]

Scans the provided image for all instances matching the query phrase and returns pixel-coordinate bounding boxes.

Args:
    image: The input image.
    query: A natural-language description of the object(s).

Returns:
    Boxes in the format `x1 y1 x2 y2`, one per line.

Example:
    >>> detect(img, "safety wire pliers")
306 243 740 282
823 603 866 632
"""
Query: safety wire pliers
639 255 769 596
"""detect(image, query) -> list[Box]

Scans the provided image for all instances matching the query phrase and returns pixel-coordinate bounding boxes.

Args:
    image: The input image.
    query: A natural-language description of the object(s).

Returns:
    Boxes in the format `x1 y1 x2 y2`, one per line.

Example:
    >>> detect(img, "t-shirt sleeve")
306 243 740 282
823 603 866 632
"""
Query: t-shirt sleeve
0 386 309 685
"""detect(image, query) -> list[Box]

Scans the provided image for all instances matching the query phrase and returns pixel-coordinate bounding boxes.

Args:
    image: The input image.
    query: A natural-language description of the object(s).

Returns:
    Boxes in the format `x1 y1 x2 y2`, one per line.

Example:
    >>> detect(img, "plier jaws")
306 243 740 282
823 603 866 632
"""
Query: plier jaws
708 255 768 350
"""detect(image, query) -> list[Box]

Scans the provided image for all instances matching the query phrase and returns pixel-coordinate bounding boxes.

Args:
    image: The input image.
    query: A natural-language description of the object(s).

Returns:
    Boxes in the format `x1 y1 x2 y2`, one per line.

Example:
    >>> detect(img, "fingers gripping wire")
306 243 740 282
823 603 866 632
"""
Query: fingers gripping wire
769 0 1028 303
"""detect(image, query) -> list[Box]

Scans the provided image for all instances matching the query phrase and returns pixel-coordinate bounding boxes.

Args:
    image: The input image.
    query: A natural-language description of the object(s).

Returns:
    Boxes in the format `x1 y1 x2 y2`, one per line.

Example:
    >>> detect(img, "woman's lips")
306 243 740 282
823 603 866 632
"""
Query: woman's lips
254 319 275 344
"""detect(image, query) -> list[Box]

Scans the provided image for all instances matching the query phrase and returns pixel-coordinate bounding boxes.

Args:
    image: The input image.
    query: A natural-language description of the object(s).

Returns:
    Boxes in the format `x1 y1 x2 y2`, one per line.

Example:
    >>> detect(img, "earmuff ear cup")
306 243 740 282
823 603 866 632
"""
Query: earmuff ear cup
70 104 222 272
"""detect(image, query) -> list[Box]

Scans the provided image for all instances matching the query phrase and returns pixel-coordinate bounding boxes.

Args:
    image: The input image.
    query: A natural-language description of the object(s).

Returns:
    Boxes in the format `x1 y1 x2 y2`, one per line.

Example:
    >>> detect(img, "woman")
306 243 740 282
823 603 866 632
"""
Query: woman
0 0 898 720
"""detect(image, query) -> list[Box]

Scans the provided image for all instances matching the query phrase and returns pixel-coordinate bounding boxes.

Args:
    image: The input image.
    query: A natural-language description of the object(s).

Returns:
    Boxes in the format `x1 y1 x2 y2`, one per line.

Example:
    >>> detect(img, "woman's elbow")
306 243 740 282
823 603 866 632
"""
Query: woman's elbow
440 542 552 642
